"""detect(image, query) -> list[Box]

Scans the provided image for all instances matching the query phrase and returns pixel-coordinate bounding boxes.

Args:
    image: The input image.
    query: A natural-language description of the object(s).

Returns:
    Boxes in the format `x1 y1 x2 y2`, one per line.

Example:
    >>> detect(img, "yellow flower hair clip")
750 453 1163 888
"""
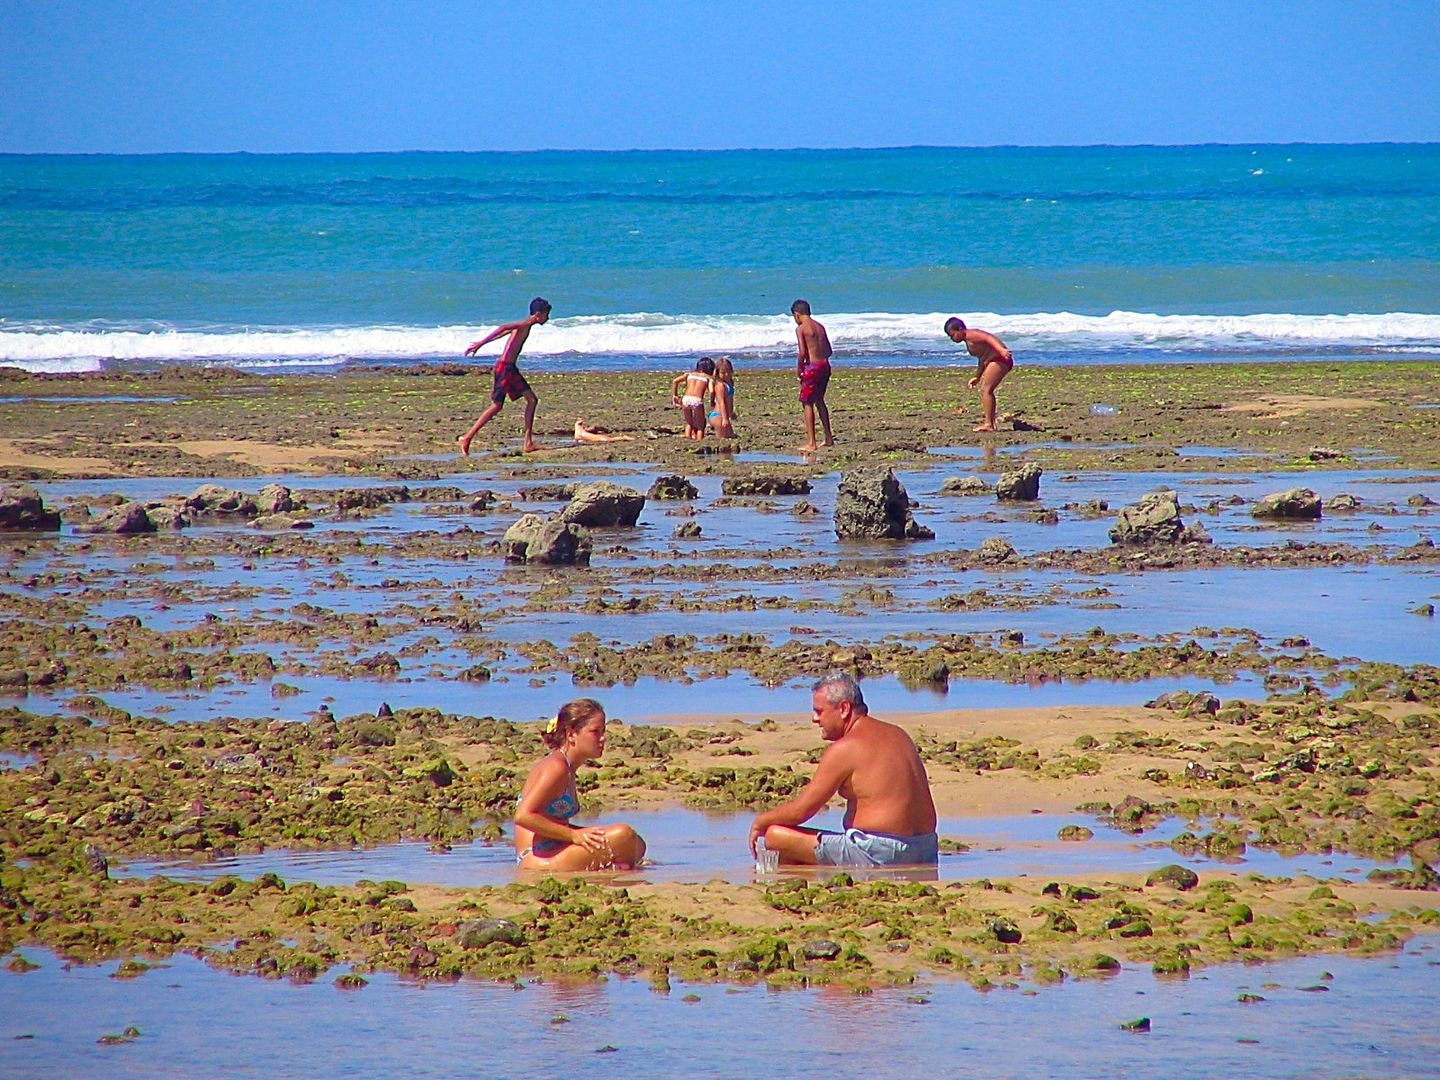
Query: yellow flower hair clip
544 716 559 734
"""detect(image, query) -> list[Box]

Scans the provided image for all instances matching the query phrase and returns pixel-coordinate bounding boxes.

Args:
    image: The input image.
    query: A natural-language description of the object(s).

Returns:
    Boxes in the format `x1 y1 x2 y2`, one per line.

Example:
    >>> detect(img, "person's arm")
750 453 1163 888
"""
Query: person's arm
464 319 525 357
796 326 808 376
748 743 852 852
514 759 607 851
671 372 687 404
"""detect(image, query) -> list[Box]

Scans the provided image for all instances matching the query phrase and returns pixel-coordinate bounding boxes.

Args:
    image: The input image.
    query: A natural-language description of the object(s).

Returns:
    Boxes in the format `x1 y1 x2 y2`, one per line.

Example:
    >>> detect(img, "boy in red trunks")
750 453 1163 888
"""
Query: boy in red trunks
792 299 835 452
457 297 551 455
945 317 1013 433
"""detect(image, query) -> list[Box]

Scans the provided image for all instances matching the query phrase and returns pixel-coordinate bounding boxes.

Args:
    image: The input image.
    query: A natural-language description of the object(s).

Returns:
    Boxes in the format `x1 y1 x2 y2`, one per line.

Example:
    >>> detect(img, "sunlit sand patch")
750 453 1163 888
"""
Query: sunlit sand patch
1222 393 1383 418
114 434 402 470
0 438 119 475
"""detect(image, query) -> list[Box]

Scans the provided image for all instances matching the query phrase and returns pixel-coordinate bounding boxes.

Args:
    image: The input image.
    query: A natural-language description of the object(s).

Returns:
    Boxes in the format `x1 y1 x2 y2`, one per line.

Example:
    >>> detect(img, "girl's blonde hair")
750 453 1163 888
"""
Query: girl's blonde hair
542 698 604 750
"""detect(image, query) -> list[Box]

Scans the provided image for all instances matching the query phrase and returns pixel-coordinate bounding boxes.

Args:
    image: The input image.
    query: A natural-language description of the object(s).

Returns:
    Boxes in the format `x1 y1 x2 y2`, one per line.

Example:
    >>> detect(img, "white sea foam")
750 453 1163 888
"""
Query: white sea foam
1 311 1437 372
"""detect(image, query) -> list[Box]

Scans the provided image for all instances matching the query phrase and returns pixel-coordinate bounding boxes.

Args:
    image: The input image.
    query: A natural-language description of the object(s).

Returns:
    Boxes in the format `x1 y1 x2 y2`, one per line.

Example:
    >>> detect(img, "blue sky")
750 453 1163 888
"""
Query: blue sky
2 0 1436 153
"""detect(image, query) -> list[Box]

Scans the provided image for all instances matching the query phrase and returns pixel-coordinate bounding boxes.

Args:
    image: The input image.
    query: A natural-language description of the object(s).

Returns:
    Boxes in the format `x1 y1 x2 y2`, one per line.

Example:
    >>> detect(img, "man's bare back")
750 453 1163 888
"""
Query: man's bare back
827 714 937 836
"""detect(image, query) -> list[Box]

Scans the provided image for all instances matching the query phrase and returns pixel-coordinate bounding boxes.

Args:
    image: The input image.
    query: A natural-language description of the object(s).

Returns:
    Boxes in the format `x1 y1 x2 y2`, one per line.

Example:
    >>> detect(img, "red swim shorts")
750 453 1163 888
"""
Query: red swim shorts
491 360 532 404
798 360 831 405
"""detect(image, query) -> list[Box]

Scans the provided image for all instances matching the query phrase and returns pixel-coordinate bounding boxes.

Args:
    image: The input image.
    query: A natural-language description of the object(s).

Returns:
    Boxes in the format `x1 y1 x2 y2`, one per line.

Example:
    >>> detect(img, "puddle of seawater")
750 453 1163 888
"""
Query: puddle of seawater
9 670 1273 726
0 395 180 405
3 944 1437 1080
0 752 36 770
115 810 1400 889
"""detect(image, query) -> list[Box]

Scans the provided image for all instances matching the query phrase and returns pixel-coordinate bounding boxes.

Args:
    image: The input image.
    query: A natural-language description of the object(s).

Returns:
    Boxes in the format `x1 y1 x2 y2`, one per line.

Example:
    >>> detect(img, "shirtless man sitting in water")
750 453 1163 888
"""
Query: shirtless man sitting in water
945 317 1013 432
749 672 939 867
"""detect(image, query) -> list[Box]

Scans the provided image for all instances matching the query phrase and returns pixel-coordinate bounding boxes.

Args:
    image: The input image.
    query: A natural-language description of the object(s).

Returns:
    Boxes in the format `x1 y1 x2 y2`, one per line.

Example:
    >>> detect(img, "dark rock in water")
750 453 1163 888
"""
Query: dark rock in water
75 502 156 535
255 484 297 514
376 703 394 718
517 482 577 501
792 499 821 516
672 521 702 539
1110 489 1207 545
974 536 1016 563
143 505 189 531
251 513 313 530
1119 1017 1151 1032
1252 487 1322 520
503 514 593 565
0 483 61 531
1326 492 1361 511
648 475 698 500
995 463 1042 501
333 486 409 513
457 918 525 948
406 946 438 970
940 476 992 496
460 664 492 682
1408 493 1437 507
560 481 646 527
834 466 932 540
1146 864 1200 891
334 973 368 990
1057 825 1093 842
721 474 812 496
185 484 258 516
802 939 842 961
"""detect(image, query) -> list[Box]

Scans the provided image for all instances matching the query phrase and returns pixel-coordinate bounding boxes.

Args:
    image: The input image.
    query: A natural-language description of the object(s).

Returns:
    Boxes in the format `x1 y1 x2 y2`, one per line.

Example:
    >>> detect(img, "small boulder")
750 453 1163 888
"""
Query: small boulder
185 484 258 516
995 463 1042 501
801 939 842 961
0 483 61 531
74 502 155 535
1326 493 1361 511
648 475 698 500
456 918 525 949
255 484 297 514
672 521 702 539
502 514 593 565
1252 488 1322 520
940 476 992 497
834 466 932 540
1146 864 1200 891
1109 489 1185 545
974 536 1016 563
560 481 646 527
721 475 812 497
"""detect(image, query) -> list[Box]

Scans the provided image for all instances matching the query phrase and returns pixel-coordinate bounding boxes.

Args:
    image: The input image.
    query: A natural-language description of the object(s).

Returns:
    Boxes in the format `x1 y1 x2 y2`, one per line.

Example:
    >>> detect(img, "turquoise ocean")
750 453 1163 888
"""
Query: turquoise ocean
2 144 1438 373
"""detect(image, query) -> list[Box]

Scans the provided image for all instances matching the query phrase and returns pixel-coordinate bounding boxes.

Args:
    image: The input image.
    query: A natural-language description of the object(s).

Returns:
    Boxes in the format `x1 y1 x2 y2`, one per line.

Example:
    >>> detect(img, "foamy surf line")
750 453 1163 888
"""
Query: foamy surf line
3 311 1438 373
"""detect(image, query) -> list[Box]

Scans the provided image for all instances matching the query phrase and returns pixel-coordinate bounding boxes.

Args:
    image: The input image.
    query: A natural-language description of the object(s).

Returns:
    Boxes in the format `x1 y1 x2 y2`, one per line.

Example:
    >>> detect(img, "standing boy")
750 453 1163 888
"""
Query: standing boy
456 297 551 455
945 317 1012 433
792 299 834 452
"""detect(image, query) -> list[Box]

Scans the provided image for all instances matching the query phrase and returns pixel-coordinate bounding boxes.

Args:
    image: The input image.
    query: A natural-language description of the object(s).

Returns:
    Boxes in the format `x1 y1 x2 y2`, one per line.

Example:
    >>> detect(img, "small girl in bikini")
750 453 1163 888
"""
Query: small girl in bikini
671 357 717 441
945 317 1014 433
709 355 737 439
513 698 646 871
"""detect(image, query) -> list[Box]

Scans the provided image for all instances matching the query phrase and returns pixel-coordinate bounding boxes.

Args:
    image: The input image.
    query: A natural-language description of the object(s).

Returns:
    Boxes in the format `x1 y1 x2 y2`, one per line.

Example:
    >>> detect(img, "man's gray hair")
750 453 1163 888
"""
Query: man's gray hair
813 670 866 711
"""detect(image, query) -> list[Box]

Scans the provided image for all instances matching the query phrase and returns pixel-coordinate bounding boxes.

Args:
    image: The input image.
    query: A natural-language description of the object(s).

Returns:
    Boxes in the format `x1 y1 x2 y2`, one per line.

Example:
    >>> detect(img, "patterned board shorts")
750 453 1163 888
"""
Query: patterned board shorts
798 360 831 404
492 361 532 404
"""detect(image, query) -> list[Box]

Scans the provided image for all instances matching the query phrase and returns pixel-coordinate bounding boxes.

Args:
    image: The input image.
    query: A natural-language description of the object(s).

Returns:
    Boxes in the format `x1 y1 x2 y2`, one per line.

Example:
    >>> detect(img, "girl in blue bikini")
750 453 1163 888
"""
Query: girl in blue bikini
514 698 647 871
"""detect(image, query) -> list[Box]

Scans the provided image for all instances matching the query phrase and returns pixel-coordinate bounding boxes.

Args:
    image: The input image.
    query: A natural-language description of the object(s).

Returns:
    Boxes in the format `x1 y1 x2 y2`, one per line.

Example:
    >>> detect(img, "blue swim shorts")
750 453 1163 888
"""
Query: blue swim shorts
814 828 939 867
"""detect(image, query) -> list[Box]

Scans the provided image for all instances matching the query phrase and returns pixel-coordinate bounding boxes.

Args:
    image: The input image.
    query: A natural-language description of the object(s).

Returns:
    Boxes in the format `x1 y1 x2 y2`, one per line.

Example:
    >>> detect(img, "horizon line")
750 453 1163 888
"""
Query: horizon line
3 140 1439 159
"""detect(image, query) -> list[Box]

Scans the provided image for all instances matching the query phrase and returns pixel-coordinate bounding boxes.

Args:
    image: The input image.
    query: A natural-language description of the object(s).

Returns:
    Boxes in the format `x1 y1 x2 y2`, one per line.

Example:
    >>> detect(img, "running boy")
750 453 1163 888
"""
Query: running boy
456 297 551 455
945 317 1012 433
792 299 834 451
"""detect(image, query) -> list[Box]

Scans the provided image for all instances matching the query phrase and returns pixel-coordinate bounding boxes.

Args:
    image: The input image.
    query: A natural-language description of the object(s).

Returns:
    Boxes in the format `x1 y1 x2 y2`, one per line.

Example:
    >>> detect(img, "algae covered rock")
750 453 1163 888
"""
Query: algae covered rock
1146 864 1200 891
559 481 646 527
503 514 593 565
1109 489 1210 545
648 475 698 500
0 483 61 531
974 536 1016 563
834 466 933 540
722 474 812 497
1252 488 1322 520
457 918 526 949
940 476 992 496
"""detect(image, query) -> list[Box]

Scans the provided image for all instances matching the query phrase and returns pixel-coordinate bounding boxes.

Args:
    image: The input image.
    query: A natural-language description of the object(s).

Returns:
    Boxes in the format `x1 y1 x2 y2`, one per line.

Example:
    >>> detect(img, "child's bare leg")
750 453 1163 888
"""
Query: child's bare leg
457 401 502 455
973 363 1008 432
521 391 538 452
799 403 818 452
817 399 834 446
